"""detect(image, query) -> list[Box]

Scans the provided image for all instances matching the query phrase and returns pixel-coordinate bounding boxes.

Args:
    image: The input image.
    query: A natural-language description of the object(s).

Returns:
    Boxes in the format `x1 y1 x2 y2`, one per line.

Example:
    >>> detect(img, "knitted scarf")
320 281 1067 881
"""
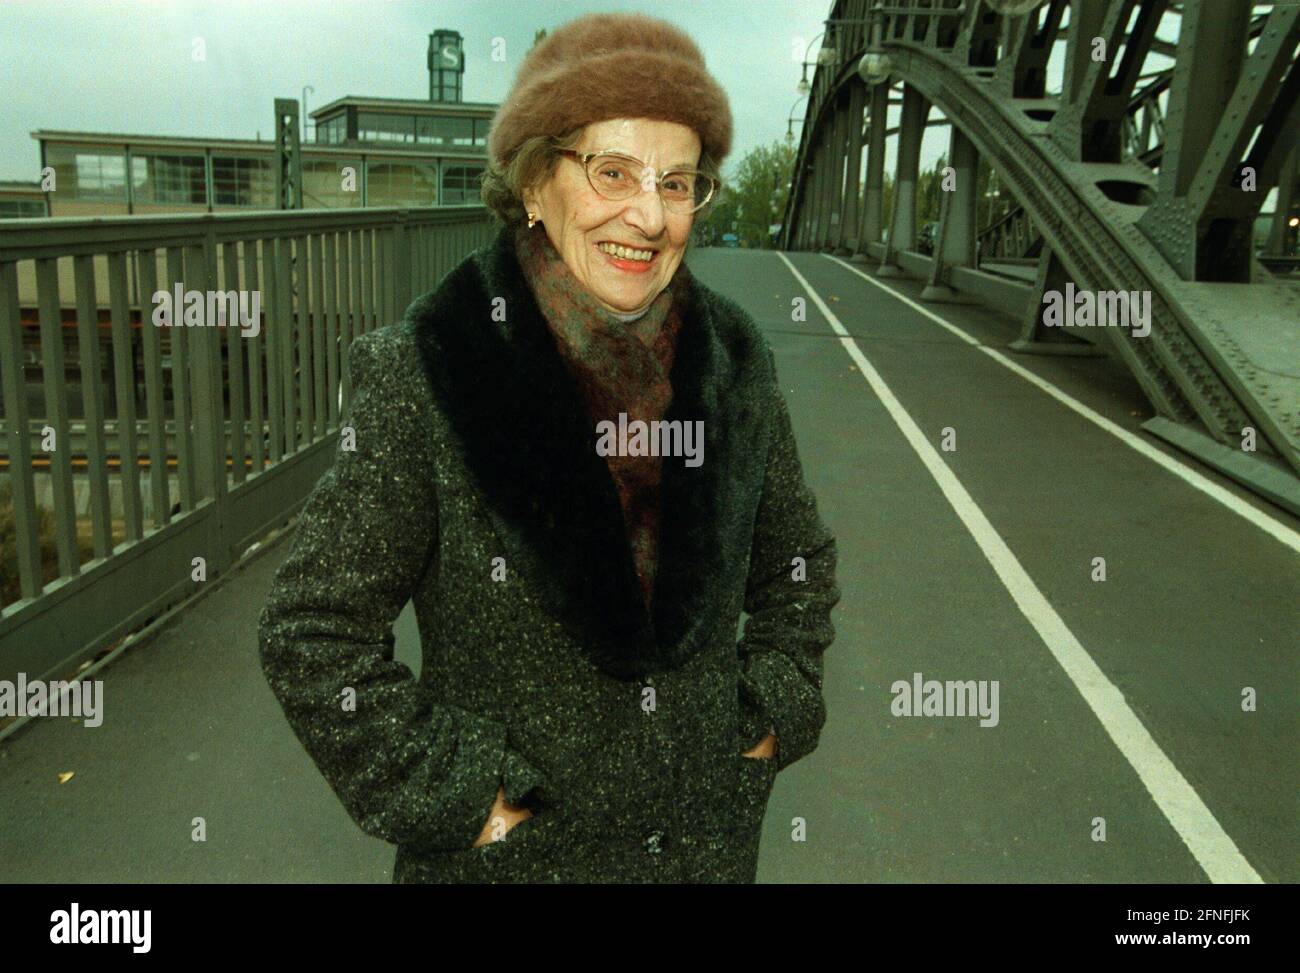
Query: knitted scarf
512 220 692 613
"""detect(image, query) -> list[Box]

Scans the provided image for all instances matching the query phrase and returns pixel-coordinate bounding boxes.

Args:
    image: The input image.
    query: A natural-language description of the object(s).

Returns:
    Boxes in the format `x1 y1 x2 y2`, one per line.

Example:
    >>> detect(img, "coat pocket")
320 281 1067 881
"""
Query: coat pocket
426 806 568 883
455 809 550 855
393 808 566 884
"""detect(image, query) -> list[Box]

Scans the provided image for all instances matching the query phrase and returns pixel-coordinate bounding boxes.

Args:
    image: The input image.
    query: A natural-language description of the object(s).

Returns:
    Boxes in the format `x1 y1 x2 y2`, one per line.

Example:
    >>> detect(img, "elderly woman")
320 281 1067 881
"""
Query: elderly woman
258 12 840 883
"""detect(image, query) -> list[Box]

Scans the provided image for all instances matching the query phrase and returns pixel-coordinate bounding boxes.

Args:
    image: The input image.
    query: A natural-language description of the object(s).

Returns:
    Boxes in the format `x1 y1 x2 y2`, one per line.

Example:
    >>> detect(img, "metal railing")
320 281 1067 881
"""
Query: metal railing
0 205 495 687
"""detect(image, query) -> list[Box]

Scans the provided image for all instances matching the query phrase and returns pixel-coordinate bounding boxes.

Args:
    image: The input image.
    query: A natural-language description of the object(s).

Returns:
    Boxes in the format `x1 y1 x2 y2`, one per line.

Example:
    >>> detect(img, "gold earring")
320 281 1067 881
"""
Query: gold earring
527 211 538 229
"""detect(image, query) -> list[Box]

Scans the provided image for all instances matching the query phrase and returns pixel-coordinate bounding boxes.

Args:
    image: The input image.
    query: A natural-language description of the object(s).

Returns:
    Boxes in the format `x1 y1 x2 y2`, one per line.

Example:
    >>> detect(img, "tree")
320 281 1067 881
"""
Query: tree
694 137 799 248
915 153 948 227
976 154 1012 228
692 190 738 247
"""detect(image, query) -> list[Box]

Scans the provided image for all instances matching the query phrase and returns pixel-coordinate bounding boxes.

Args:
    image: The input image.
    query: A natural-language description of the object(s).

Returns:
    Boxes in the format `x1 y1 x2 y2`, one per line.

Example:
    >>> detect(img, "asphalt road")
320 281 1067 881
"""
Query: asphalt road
699 247 1298 883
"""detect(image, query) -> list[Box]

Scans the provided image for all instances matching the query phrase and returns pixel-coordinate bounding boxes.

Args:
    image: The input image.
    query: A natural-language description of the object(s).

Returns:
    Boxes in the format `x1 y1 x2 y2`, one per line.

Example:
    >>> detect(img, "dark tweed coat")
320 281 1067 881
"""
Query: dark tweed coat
256 223 841 883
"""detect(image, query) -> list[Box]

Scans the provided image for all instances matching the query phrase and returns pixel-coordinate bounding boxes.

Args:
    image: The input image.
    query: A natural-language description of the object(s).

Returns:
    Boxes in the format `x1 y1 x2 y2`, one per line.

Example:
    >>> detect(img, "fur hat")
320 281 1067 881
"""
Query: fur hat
487 13 733 170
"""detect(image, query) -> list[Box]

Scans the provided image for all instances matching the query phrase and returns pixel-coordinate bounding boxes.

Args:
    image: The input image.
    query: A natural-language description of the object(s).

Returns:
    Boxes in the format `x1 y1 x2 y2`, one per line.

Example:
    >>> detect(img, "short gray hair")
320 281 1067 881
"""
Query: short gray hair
479 127 723 227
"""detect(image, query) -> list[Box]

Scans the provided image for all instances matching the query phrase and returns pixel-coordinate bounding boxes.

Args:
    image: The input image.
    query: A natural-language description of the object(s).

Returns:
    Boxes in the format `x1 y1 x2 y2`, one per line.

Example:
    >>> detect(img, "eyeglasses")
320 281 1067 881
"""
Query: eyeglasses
556 148 720 214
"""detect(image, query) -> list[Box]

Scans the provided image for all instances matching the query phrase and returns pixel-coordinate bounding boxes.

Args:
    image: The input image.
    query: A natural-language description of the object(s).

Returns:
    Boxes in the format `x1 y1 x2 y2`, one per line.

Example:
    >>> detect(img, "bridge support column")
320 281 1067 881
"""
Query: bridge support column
828 93 851 253
800 146 818 249
792 158 809 250
879 83 929 277
800 136 821 251
856 82 888 257
814 123 834 251
1135 2 1278 281
921 125 978 303
1009 249 1104 357
802 142 820 249
838 82 865 255
821 100 841 252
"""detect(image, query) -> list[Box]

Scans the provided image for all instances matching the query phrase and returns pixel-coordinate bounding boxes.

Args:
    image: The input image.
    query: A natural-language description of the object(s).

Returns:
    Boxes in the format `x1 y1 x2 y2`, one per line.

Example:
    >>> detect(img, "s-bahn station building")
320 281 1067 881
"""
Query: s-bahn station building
6 30 491 218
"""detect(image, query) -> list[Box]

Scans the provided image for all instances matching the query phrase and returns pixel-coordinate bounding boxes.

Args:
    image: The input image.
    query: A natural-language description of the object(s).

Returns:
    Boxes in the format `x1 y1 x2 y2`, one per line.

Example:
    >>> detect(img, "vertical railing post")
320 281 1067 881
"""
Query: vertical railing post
392 209 408 322
35 256 78 578
244 238 266 476
276 234 296 454
187 226 230 573
136 249 172 527
323 230 339 429
0 260 43 599
73 253 111 560
223 240 247 485
166 246 196 512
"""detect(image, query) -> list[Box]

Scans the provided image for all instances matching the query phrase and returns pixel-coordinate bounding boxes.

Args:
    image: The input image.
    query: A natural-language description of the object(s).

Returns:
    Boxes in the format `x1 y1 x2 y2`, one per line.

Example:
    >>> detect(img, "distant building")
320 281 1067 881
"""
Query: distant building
0 181 44 218
14 29 493 218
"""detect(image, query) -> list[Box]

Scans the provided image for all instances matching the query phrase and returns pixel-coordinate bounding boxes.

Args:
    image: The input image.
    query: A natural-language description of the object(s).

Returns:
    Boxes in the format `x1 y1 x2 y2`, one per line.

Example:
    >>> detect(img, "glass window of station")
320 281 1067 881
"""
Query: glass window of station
316 113 347 145
40 142 486 210
440 164 485 204
43 145 128 201
355 111 487 146
212 156 274 207
0 199 44 218
132 153 206 206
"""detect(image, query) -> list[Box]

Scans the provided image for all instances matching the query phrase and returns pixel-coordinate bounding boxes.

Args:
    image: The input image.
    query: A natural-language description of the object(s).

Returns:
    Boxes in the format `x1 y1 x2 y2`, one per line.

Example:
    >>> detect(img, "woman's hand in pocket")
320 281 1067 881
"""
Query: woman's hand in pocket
741 732 778 760
471 786 533 848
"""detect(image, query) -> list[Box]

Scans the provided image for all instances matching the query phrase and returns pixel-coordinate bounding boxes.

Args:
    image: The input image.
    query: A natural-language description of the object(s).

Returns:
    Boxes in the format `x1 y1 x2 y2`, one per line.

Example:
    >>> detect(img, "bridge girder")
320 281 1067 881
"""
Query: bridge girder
779 0 1300 509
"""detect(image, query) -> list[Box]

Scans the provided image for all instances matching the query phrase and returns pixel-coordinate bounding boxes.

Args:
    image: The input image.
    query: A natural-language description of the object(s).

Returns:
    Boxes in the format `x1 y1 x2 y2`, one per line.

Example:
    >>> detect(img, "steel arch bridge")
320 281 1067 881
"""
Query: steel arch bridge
780 0 1300 512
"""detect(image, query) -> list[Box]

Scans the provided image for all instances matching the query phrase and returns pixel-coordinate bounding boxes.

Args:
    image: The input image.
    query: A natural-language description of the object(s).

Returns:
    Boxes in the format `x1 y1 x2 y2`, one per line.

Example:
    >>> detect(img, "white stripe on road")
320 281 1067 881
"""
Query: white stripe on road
779 252 1264 884
823 253 1300 556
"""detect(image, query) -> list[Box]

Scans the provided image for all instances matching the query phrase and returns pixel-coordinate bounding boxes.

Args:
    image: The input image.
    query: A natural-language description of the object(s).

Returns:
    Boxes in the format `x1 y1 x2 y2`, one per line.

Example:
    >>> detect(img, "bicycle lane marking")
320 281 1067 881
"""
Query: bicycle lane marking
822 253 1300 555
779 251 1264 884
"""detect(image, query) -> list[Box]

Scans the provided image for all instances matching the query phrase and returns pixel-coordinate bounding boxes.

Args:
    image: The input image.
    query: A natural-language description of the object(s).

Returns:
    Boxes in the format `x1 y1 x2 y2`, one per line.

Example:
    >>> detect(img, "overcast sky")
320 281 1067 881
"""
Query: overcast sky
1 0 935 183
0 1 1211 197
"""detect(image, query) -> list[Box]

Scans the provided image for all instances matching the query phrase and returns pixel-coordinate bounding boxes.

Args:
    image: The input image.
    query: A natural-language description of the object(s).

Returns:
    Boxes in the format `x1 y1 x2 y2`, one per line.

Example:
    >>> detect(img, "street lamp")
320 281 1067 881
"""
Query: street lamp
796 28 839 95
787 94 808 138
857 51 893 85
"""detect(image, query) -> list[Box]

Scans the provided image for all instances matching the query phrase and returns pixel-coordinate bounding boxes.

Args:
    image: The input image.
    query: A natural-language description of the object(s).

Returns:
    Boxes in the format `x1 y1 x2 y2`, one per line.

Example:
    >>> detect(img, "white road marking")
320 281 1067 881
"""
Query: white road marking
779 252 1264 884
823 253 1300 555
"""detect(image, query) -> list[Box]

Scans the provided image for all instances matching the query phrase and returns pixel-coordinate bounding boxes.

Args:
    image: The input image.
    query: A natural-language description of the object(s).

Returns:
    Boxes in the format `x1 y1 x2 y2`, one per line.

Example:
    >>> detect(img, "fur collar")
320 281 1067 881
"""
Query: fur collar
407 222 769 680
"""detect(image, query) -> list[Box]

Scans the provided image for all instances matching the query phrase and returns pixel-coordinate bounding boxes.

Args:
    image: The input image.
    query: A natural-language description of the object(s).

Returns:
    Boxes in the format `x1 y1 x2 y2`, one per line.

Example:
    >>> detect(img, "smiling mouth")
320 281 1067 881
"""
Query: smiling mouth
594 240 659 265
